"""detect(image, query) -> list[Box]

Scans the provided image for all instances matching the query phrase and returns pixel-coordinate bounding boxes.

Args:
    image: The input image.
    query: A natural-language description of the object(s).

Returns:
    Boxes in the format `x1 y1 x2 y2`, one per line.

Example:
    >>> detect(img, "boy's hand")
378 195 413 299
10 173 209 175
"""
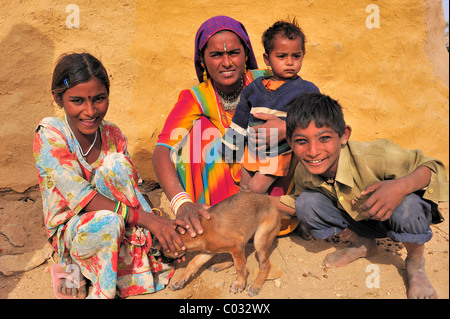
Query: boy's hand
359 179 408 221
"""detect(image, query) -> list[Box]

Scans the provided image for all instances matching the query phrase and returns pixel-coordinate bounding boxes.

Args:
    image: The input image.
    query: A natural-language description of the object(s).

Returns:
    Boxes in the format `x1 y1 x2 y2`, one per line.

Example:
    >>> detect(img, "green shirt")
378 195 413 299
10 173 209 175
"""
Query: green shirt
280 139 448 221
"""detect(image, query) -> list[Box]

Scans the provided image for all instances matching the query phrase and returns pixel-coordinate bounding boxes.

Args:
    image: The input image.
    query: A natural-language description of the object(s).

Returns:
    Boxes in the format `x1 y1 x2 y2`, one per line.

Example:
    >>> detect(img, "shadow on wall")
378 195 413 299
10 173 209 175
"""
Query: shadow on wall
0 24 56 296
0 23 55 191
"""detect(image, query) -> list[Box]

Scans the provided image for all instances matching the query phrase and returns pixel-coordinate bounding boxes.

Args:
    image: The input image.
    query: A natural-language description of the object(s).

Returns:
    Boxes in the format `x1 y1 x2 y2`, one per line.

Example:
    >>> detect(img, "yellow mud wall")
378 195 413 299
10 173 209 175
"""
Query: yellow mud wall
0 0 448 192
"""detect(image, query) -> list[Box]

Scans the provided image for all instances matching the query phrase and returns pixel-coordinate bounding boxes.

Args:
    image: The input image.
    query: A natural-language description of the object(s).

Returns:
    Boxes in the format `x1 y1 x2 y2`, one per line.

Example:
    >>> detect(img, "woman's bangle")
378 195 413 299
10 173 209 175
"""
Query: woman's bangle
128 207 139 228
170 192 193 215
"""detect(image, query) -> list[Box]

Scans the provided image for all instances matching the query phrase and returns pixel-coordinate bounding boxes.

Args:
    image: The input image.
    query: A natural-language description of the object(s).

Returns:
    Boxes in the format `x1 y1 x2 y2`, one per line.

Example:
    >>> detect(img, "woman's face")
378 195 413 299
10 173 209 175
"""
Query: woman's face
57 77 109 139
202 30 247 95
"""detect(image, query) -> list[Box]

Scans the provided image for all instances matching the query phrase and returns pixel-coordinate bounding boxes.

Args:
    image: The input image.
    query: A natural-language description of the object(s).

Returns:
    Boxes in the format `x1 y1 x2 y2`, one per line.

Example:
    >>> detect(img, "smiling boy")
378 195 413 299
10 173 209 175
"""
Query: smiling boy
280 92 448 299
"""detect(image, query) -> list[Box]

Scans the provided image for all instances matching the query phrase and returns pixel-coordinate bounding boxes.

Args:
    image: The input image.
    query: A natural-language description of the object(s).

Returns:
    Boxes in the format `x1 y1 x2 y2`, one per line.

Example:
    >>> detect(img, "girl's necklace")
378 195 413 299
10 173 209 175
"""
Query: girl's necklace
64 115 98 158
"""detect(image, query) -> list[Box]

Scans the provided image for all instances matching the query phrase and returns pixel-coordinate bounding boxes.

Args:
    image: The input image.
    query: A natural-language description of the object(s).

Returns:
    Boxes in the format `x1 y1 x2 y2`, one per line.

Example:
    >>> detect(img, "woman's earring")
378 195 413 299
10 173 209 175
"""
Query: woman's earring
203 69 208 82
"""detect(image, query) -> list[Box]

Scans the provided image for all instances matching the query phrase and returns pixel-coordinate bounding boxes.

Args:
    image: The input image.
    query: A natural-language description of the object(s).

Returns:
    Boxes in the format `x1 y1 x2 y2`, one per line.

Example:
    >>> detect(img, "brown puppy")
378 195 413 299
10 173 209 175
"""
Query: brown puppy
163 192 281 297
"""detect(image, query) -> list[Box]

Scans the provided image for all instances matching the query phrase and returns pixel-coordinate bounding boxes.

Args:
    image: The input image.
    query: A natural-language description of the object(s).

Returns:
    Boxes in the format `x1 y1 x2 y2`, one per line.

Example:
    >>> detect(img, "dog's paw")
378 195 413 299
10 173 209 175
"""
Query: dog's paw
246 284 260 297
169 279 186 291
230 281 245 294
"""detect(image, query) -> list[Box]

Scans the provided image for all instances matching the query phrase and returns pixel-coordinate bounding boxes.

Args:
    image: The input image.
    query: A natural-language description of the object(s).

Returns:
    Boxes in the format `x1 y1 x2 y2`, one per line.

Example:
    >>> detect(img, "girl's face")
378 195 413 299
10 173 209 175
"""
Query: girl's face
263 35 304 81
56 77 109 139
202 30 248 95
288 121 351 179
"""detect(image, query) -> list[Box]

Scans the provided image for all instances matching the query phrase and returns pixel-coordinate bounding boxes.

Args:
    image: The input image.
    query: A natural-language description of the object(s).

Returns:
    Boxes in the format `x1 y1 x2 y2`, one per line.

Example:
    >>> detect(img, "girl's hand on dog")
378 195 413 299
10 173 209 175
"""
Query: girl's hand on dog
141 212 187 255
176 202 211 237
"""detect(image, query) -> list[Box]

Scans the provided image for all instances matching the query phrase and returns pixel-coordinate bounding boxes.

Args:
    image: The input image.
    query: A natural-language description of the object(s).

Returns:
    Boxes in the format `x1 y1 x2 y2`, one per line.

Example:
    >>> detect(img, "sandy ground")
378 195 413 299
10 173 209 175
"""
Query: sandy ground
0 183 448 300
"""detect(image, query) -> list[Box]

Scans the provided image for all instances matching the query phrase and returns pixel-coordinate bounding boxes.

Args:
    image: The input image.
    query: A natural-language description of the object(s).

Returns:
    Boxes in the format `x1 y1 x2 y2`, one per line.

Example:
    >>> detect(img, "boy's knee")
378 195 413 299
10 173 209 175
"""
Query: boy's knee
389 194 431 234
295 192 327 221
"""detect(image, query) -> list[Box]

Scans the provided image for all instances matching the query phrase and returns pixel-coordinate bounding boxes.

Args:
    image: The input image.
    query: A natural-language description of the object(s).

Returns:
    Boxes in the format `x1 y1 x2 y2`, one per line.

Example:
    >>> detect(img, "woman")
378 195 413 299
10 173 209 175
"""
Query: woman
34 52 186 299
153 16 299 237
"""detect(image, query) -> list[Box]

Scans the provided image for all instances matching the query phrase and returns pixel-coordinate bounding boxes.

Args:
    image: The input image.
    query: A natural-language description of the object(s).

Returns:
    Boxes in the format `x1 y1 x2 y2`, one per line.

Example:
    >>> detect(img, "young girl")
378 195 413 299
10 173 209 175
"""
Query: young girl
222 19 319 194
34 52 187 299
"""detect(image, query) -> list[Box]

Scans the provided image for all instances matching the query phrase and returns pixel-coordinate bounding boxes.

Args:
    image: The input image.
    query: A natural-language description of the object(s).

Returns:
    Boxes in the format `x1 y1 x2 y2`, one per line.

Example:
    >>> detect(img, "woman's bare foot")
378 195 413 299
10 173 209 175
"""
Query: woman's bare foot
323 228 377 268
404 242 437 299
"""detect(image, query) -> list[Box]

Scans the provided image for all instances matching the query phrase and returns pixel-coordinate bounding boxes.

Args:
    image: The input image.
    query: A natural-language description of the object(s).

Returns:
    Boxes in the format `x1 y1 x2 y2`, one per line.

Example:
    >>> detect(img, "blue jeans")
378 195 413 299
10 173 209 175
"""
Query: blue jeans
295 191 433 244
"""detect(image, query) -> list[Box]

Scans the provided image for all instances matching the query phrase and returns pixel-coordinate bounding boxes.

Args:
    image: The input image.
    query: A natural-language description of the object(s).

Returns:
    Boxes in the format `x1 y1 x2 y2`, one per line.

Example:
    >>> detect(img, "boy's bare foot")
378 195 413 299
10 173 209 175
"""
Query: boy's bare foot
323 228 377 268
405 256 437 299
403 242 437 299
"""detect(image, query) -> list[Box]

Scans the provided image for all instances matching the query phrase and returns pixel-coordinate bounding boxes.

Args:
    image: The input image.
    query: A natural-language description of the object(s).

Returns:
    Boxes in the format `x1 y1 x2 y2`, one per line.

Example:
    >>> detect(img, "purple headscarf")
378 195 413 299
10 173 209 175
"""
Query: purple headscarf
194 15 259 83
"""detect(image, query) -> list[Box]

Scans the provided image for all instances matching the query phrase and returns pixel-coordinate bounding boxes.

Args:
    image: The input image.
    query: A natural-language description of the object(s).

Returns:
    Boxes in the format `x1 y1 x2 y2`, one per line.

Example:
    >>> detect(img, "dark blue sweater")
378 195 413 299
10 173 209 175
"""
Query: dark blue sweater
222 76 319 160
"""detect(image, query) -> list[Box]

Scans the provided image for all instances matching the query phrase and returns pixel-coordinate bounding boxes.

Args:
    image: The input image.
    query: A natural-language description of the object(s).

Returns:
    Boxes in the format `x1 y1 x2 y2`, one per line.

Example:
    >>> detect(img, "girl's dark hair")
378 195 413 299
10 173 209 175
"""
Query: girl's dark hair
262 18 306 55
51 52 109 103
286 93 346 139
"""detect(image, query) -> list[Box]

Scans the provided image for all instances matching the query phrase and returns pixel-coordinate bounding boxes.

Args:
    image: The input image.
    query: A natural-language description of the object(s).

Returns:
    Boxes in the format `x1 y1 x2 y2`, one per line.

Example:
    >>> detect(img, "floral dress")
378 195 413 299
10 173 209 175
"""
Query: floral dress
33 117 173 298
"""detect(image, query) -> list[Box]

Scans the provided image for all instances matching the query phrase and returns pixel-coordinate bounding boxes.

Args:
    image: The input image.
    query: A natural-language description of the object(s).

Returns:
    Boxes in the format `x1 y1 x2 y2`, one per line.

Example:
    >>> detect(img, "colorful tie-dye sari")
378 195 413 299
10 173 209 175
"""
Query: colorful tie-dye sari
155 69 295 206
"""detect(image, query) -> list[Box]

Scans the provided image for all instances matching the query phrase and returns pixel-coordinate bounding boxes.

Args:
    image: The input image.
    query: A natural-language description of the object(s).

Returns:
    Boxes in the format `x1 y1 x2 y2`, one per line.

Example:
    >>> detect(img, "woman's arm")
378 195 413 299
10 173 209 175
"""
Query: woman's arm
152 145 210 237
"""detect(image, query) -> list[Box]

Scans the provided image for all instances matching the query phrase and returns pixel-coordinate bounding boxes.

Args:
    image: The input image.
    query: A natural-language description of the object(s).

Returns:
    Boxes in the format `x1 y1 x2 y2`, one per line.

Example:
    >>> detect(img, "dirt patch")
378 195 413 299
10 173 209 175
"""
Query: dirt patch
0 184 448 299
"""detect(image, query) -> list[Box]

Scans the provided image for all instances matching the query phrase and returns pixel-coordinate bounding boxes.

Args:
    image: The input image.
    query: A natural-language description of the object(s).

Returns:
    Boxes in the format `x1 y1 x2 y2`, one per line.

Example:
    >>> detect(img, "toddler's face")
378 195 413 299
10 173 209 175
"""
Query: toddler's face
263 35 304 81
288 121 351 179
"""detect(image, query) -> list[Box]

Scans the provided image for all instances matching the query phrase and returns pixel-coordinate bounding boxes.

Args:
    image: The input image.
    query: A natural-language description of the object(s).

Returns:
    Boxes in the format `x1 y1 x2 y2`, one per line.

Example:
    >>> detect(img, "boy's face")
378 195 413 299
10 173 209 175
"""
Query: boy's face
288 121 351 179
263 35 304 81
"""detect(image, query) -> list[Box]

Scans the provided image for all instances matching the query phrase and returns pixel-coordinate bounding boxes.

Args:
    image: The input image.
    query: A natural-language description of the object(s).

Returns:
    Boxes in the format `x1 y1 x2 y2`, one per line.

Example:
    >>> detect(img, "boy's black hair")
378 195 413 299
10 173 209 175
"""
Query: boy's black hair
286 93 346 139
262 18 306 55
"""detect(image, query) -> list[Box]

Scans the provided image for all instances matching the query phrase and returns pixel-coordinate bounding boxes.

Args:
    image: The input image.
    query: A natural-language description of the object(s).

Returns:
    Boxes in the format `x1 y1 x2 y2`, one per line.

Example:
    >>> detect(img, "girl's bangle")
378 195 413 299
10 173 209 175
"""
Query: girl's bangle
151 208 163 216
129 207 139 228
114 201 121 214
121 203 128 222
